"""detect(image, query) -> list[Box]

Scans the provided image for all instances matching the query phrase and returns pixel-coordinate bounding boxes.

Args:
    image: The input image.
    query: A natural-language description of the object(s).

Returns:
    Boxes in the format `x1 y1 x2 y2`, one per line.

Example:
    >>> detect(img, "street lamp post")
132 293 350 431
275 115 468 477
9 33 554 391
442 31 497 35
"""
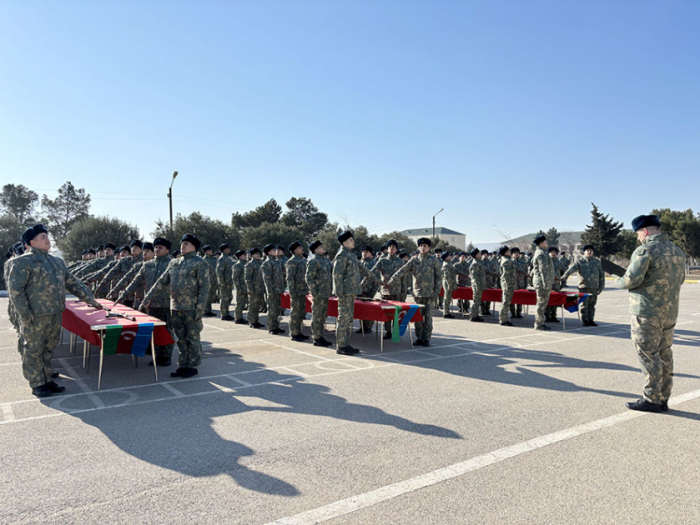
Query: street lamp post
432 208 444 241
168 171 178 232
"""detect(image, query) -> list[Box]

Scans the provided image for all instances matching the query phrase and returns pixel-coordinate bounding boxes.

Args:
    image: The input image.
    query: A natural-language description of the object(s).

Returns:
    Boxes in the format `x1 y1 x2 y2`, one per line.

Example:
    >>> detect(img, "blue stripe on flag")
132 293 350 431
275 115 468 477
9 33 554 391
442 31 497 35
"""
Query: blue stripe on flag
399 305 420 336
132 323 155 356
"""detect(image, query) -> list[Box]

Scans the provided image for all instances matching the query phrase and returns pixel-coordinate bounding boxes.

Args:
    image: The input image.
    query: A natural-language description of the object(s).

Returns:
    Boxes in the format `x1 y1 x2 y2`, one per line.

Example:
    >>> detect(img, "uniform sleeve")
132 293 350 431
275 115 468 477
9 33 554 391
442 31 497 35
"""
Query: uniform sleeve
64 268 98 305
614 248 650 290
387 258 411 286
598 262 606 291
122 265 146 297
285 261 296 295
244 264 252 290
143 264 171 304
305 259 318 296
262 263 272 288
560 260 578 281
332 257 346 296
112 264 140 294
196 261 211 312
359 262 381 284
7 262 32 322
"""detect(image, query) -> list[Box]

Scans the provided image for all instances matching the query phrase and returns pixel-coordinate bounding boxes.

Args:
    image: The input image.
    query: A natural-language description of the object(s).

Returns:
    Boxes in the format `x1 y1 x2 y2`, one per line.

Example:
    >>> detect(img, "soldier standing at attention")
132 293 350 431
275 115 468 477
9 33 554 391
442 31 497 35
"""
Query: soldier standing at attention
141 234 210 378
560 244 606 326
468 248 485 322
560 251 571 287
387 238 442 346
109 241 154 310
202 245 218 317
121 238 174 366
306 240 333 347
545 246 564 323
262 244 285 335
372 239 406 339
615 214 685 412
441 252 457 319
397 250 410 302
434 248 444 310
530 234 554 331
358 246 379 334
8 224 103 397
99 240 143 304
510 248 527 319
244 248 265 328
454 252 472 315
216 243 235 321
333 231 383 355
498 246 516 327
232 249 248 324
286 240 309 341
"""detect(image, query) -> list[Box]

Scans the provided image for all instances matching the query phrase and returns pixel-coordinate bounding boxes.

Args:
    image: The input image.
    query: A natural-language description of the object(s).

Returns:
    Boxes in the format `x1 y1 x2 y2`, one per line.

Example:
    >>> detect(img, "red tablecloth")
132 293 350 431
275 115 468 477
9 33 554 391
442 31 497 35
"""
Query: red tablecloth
62 299 175 346
442 287 584 308
281 293 423 324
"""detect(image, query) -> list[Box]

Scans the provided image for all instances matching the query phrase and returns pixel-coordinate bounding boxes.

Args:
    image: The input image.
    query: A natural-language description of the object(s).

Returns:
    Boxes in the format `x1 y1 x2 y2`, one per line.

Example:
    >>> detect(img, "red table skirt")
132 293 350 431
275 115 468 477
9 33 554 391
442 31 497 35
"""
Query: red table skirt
281 293 423 323
442 287 584 307
62 299 175 346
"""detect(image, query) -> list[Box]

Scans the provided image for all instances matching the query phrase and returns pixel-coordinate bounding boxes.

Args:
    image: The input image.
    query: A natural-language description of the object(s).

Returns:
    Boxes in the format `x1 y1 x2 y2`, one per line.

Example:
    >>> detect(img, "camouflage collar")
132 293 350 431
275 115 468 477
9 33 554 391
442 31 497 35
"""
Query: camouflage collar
28 247 49 256
183 251 197 259
643 232 668 245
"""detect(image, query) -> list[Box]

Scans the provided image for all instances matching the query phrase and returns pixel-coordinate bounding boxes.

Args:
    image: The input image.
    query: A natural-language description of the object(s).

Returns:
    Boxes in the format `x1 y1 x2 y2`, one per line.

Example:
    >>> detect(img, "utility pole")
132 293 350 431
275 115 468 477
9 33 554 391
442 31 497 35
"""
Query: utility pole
432 208 444 241
168 171 178 232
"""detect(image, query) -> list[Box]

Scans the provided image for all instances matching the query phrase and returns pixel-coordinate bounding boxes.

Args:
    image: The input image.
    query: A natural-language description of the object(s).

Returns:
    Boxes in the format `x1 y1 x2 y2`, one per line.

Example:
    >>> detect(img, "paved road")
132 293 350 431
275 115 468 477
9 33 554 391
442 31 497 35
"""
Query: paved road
2 281 699 524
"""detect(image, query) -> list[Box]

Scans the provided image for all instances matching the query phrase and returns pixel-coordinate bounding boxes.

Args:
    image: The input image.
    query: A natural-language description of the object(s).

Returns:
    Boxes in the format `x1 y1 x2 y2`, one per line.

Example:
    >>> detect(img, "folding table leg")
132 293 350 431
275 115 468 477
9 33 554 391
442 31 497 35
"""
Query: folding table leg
150 335 158 382
83 340 88 369
132 355 138 369
562 305 566 330
98 332 104 390
408 323 413 349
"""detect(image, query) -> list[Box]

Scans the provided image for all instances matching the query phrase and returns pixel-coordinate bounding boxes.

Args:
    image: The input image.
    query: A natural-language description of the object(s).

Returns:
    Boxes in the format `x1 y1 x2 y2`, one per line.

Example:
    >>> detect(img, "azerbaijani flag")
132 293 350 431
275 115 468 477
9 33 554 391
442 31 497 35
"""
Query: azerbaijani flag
391 304 421 343
564 294 589 313
103 323 155 356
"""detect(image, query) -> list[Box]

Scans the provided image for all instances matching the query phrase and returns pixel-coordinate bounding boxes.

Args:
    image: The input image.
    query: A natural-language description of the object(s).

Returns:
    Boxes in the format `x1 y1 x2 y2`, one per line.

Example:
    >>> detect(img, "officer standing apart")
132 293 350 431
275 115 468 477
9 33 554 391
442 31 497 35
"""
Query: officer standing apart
560 244 605 326
286 240 310 341
498 246 515 327
216 243 235 321
8 224 103 397
305 240 333 347
141 234 210 379
530 234 554 331
615 215 685 412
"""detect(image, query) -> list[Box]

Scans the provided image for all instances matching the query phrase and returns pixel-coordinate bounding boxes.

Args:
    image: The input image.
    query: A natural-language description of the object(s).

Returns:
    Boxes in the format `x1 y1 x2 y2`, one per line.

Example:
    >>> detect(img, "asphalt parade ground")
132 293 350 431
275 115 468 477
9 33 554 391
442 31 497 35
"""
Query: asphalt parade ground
2 279 700 524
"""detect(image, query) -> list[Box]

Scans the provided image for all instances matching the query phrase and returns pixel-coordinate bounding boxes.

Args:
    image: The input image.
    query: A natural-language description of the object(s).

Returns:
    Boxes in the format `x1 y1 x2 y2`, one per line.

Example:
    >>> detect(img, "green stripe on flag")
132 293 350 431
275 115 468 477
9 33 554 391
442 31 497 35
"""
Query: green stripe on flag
392 306 401 343
103 325 123 355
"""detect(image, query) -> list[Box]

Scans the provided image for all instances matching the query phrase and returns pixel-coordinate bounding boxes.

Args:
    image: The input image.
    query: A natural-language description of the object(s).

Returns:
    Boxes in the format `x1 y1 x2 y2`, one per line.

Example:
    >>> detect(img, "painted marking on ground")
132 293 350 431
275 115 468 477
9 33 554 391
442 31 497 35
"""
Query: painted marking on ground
57 358 106 409
1 403 14 422
160 382 185 397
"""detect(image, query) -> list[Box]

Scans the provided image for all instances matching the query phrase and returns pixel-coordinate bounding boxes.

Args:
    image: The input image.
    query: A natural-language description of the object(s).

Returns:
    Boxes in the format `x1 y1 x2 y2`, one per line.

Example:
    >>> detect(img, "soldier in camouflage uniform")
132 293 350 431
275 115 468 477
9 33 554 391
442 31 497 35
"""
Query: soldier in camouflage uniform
232 249 248 324
333 231 383 355
615 215 685 413
286 240 309 341
358 246 380 334
434 249 444 310
498 246 515 326
372 239 406 338
244 247 265 328
387 238 442 346
8 225 103 397
397 251 411 302
87 245 130 298
306 240 333 347
468 249 485 322
510 248 527 319
559 251 571 287
441 252 457 319
120 238 174 366
545 246 564 323
454 252 472 315
480 250 497 316
5 243 26 355
109 242 154 310
262 244 286 335
74 243 111 279
142 234 210 378
216 243 235 321
202 245 218 317
530 235 554 330
98 240 143 305
560 244 606 326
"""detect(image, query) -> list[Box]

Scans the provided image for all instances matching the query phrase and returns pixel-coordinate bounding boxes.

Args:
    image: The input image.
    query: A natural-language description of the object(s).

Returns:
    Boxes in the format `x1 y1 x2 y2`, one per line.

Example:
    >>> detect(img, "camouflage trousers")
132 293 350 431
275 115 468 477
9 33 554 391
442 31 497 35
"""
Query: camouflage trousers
545 283 561 320
289 294 307 336
9 303 23 355
21 314 61 388
235 290 247 321
381 294 399 334
443 288 454 316
311 295 329 340
414 297 435 342
470 288 483 318
631 314 675 403
266 292 282 331
247 292 264 324
336 295 355 348
510 293 523 316
534 285 552 329
458 299 471 315
579 288 599 322
148 307 175 359
219 284 233 317
171 310 203 368
205 288 215 314
500 288 514 324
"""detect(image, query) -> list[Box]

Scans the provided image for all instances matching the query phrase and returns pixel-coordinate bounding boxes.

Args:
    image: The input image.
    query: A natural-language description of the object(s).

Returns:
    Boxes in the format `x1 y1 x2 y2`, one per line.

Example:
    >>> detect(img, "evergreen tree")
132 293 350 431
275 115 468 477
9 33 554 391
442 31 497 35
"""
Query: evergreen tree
546 227 560 247
580 203 623 257
41 182 91 240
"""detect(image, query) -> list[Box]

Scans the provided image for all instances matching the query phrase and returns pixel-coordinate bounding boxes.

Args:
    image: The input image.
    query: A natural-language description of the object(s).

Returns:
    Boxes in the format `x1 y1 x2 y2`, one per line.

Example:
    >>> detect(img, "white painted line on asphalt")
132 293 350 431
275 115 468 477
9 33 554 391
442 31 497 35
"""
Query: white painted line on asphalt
227 375 253 386
266 388 700 525
58 358 106 409
202 323 227 332
1 403 14 422
260 338 336 362
160 382 185 397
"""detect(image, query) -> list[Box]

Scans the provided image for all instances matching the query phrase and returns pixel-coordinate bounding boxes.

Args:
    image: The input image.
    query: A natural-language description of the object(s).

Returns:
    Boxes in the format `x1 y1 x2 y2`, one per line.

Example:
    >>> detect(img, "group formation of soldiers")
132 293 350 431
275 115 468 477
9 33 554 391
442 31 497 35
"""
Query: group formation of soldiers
4 214 688 413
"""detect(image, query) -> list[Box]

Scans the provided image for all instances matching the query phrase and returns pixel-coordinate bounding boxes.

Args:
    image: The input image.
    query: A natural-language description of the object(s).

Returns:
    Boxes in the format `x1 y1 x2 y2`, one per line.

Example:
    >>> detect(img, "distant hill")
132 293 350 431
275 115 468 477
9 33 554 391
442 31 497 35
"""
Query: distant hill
505 231 584 253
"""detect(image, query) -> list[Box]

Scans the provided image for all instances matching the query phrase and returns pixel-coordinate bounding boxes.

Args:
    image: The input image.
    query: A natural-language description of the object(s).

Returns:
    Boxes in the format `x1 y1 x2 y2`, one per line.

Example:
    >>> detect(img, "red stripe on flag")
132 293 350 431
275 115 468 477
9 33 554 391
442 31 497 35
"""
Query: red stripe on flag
115 323 140 355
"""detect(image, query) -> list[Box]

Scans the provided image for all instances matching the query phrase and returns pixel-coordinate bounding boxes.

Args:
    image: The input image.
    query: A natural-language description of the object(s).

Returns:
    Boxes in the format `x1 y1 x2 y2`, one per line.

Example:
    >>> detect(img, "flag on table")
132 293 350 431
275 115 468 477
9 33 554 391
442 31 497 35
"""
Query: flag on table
564 294 589 313
392 304 421 342
102 323 155 356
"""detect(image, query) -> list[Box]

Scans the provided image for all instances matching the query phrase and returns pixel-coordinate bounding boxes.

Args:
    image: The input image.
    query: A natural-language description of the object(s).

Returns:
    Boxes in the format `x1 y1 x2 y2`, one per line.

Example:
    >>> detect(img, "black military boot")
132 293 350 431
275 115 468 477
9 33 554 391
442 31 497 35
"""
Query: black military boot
250 322 265 329
203 312 217 318
181 368 199 378
235 319 248 324
313 338 332 347
661 401 669 412
221 315 235 321
45 381 66 393
170 367 186 377
626 399 663 413
32 384 52 397
536 325 552 331
269 327 285 335
336 346 355 356
500 321 514 327
470 317 484 323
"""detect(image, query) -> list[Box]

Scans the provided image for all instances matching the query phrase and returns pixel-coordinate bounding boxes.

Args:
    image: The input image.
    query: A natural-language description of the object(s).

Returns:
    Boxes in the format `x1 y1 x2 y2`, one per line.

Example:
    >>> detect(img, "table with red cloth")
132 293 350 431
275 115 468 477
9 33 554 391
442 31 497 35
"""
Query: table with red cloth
62 299 174 388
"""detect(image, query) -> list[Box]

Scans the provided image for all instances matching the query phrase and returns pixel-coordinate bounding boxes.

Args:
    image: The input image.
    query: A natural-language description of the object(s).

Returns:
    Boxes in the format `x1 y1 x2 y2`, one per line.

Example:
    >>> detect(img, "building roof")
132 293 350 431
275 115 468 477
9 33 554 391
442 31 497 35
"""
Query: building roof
401 227 465 236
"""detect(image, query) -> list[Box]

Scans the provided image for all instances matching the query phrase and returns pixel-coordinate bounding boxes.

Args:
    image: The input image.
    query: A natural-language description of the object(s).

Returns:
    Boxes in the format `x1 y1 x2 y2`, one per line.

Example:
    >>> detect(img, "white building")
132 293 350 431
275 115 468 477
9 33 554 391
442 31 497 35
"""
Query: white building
401 227 467 250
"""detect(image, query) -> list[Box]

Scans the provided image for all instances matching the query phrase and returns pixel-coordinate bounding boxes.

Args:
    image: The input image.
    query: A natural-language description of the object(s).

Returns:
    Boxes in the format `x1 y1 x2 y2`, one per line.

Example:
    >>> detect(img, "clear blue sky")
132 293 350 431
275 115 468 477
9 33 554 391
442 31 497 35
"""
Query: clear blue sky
1 1 698 244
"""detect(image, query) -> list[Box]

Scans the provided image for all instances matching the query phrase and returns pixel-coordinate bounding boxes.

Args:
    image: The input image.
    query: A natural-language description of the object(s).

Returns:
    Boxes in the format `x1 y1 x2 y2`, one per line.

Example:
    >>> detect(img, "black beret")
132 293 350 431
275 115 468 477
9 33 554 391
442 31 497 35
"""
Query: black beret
631 214 661 232
12 242 24 256
276 245 285 251
309 240 323 253
21 224 49 245
153 237 172 250
416 237 431 247
97 245 105 251
533 234 546 245
548 247 559 253
88 248 96 255
386 239 398 248
120 245 131 253
81 249 87 255
130 240 142 249
181 234 202 251
201 244 213 252
289 240 303 252
171 249 180 257
561 251 566 255
441 252 450 260
235 249 246 258
381 243 388 250
104 242 117 251
480 249 489 255
248 247 261 256
219 243 229 251
511 247 520 254
582 244 594 252
338 230 353 243
470 248 480 257
214 251 221 256
398 250 408 257
142 242 154 251
360 245 374 254
499 246 510 256
434 248 443 253
263 243 275 254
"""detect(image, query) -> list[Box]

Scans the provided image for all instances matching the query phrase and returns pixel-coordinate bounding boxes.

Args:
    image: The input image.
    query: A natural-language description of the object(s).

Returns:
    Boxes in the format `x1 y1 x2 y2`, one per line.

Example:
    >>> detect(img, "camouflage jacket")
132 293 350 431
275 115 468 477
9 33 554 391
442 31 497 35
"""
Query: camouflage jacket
143 251 210 312
514 258 529 289
204 254 218 286
233 260 247 293
388 253 441 298
306 253 333 298
100 254 141 289
286 254 309 296
442 260 457 291
614 233 685 318
122 255 172 309
469 259 486 290
332 246 379 297
530 247 554 289
499 256 516 290
7 247 97 323
244 259 264 295
80 256 115 280
560 255 571 271
86 257 119 283
216 253 234 287
111 258 147 299
360 257 380 297
454 259 472 287
373 255 405 296
561 256 605 292
74 256 109 278
262 257 286 294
